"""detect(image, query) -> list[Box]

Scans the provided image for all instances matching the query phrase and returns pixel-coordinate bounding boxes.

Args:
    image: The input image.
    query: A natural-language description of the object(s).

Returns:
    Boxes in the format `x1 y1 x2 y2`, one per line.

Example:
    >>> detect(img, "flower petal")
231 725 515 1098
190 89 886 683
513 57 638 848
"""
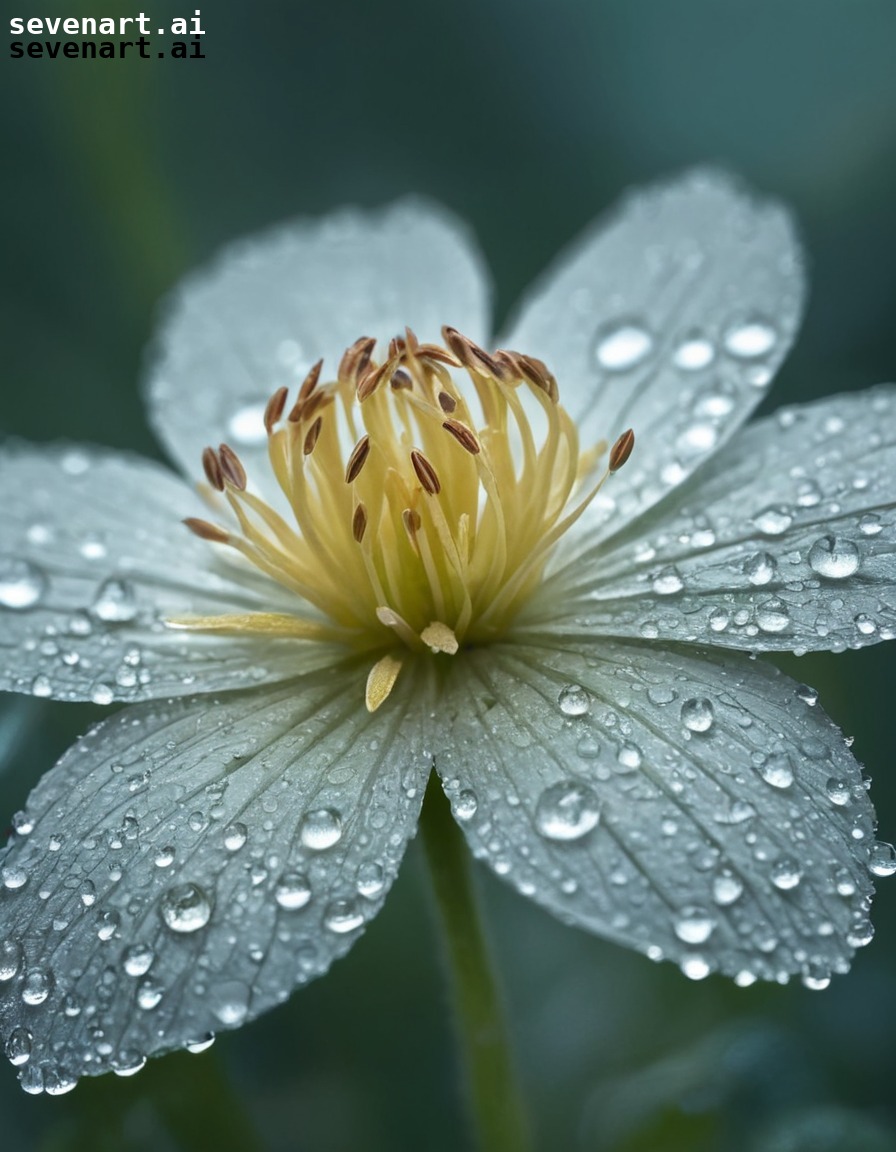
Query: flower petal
0 445 346 702
534 387 896 654
0 662 431 1091
435 640 878 986
502 169 805 539
146 199 491 485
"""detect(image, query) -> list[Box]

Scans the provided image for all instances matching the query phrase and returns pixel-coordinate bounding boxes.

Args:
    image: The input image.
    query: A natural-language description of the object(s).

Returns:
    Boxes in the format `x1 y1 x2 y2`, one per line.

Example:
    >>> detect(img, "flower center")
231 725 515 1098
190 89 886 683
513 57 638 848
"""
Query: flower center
173 326 633 709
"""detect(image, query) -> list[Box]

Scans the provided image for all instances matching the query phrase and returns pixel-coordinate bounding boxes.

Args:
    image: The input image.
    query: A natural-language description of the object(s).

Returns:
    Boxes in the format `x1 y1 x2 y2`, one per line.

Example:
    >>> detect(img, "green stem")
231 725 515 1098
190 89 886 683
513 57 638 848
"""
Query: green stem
420 774 533 1152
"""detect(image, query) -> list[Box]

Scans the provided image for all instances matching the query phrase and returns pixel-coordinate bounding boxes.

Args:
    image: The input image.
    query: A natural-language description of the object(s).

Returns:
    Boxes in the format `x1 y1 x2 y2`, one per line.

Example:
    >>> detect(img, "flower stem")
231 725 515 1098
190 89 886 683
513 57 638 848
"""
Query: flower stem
420 773 533 1152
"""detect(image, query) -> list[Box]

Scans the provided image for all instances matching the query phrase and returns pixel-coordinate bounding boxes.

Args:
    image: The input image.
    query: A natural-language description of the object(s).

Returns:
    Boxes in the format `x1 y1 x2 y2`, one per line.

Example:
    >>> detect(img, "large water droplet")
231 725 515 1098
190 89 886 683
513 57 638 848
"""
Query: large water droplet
122 944 154 977
807 535 860 579
558 684 590 717
680 698 714 733
137 978 164 1010
674 907 716 945
209 980 250 1026
223 823 248 852
21 969 52 1005
652 566 683 595
868 841 896 878
673 333 715 371
0 560 47 610
743 552 776 586
534 781 600 842
594 321 654 371
356 861 386 899
771 857 802 890
91 578 138 623
756 598 790 634
752 505 793 536
324 899 365 934
0 940 22 982
680 954 712 981
757 753 794 789
451 790 478 821
5 1026 33 1066
299 809 343 851
274 871 312 910
159 883 212 933
825 778 851 806
712 870 743 906
723 315 777 359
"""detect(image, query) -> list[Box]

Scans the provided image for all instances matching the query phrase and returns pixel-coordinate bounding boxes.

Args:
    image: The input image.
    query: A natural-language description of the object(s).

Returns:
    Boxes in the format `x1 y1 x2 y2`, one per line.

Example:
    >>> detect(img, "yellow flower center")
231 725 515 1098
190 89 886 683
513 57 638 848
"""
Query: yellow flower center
172 326 633 709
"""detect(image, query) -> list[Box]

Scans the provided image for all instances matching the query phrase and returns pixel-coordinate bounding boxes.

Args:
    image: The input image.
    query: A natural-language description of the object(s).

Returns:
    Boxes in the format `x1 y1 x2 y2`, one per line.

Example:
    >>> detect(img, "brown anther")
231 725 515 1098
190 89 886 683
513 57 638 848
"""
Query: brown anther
263 386 289 433
391 369 413 390
442 326 503 378
515 353 559 403
218 443 247 491
338 336 377 385
609 428 635 473
201 447 224 492
402 508 422 536
183 517 230 543
352 503 368 543
442 419 481 455
357 358 396 402
388 335 407 359
345 435 371 483
288 388 328 425
303 416 323 456
298 358 323 401
410 450 441 495
417 344 462 367
404 327 420 352
438 391 457 413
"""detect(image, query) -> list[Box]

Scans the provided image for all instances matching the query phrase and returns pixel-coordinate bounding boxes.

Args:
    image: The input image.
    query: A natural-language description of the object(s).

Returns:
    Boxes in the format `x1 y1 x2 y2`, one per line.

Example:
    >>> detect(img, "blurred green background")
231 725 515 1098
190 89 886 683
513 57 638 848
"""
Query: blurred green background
2 1 896 1149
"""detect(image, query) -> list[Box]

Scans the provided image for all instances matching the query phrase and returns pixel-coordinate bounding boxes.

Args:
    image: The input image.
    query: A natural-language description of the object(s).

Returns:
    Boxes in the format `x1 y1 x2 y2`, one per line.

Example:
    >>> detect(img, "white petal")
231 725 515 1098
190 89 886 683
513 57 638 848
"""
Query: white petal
0 662 431 1090
146 199 491 484
435 640 878 986
535 387 896 654
503 169 804 540
0 445 345 702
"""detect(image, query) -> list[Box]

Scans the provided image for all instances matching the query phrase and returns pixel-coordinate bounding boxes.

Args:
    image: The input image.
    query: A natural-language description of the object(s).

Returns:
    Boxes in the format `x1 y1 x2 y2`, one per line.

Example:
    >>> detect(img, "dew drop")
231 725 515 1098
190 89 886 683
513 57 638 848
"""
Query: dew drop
617 743 642 771
558 684 590 717
756 598 790 634
534 781 600 842
185 1033 216 1054
5 1026 33 1066
674 907 715 945
154 846 176 868
825 778 851 806
743 552 776 586
868 840 896 878
356 861 386 899
0 940 22 982
796 684 819 707
723 315 777 359
30 675 52 698
801 966 831 991
209 980 250 1025
122 944 155 977
752 505 793 536
807 535 860 579
680 698 714 733
712 870 743 906
673 333 715 371
324 899 365 934
0 560 47 610
91 578 138 623
652 566 683 595
859 513 882 537
680 955 712 981
708 607 729 633
771 857 802 890
21 969 52 1005
274 871 312 910
223 823 248 852
2 865 27 891
159 883 212 933
758 753 794 789
451 790 478 821
299 808 343 851
137 978 164 1010
594 321 654 371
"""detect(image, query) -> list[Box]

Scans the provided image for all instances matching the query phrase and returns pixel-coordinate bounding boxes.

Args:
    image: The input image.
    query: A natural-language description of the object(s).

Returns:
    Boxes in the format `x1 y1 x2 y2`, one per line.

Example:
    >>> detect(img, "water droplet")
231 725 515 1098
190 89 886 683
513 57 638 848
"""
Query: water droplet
617 743 642 771
743 552 776 586
801 966 831 991
299 808 343 851
680 955 712 981
159 883 212 933
708 607 729 633
807 535 860 579
771 857 802 890
452 790 478 821
673 333 715 371
0 560 47 610
112 1052 147 1077
2 865 27 891
21 969 52 1005
209 980 250 1025
756 598 790 634
674 907 715 945
796 684 819 707
324 898 364 934
758 753 794 789
154 846 176 868
356 862 385 898
558 684 590 717
868 841 896 878
274 871 311 910
5 1026 33 1066
137 978 163 1010
652 566 683 595
185 1034 216 1054
227 402 268 446
79 533 107 560
594 321 654 371
122 944 154 977
98 911 120 941
91 683 115 706
859 513 882 537
535 781 600 842
825 778 851 806
223 823 248 852
723 315 777 359
712 870 743 906
752 505 793 536
0 940 22 982
30 674 52 698
680 698 714 733
91 578 138 623
847 918 874 948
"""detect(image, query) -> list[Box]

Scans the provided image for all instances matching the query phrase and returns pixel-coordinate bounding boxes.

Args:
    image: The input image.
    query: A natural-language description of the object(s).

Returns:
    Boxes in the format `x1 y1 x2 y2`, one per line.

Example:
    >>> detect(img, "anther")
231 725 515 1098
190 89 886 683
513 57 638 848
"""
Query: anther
438 391 457 413
218 443 247 491
201 447 225 492
345 434 371 483
609 428 635 473
391 368 413 390
388 335 407 359
303 416 323 456
183 517 230 543
357 360 394 402
352 503 368 543
514 352 559 403
441 326 503 378
417 344 462 367
298 358 323 401
264 386 289 433
410 450 441 495
402 508 422 537
288 388 328 425
338 336 377 386
442 419 481 455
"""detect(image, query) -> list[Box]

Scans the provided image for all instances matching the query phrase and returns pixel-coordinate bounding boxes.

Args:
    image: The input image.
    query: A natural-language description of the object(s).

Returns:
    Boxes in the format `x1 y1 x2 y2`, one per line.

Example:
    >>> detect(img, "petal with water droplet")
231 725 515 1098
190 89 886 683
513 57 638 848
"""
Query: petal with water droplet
0 660 430 1086
434 640 877 985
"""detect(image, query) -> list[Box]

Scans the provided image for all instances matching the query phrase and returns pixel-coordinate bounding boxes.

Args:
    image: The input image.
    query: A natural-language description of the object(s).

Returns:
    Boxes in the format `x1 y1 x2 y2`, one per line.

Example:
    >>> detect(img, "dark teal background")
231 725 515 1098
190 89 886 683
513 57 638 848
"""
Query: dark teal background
2 2 895 1148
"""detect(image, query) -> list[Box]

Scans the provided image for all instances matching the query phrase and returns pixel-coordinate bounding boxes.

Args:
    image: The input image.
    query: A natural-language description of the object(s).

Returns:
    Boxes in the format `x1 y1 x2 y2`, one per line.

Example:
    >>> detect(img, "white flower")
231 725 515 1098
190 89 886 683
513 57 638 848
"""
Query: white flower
1 170 894 1094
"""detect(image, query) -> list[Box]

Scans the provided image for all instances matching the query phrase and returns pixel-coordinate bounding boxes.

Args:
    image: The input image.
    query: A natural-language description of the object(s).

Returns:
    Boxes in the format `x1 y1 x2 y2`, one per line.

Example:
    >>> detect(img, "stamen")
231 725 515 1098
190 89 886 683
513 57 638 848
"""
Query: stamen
202 447 225 492
410 450 441 495
352 503 368 543
264 386 289 433
345 435 371 483
438 391 457 413
303 416 323 456
298 358 323 401
183 517 230 543
391 369 413 390
609 428 636 473
442 419 481 455
218 444 247 491
338 336 376 386
366 653 403 712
